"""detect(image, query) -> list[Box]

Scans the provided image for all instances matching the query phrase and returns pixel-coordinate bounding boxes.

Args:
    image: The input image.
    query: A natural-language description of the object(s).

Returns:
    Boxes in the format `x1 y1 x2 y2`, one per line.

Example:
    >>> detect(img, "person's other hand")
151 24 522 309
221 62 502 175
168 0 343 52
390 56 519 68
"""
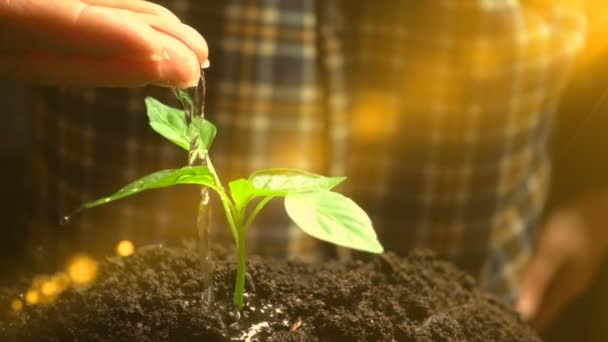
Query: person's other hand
518 193 608 330
0 0 207 87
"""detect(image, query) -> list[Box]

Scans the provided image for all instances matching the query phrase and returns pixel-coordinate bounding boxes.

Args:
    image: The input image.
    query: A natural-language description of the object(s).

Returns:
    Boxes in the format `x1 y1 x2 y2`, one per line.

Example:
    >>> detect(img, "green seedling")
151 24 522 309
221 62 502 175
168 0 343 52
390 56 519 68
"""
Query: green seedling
81 95 384 310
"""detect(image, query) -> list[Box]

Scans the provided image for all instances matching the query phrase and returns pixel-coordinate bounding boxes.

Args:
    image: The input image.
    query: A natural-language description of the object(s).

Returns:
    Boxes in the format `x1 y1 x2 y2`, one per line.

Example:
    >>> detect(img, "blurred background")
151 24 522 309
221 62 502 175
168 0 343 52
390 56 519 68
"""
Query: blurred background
541 1 608 339
0 82 28 285
1 1 608 341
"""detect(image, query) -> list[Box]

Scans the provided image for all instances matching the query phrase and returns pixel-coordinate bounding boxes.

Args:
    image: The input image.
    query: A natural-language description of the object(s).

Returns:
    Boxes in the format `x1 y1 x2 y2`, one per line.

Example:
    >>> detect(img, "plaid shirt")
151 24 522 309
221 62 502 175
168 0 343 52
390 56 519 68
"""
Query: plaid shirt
28 0 586 302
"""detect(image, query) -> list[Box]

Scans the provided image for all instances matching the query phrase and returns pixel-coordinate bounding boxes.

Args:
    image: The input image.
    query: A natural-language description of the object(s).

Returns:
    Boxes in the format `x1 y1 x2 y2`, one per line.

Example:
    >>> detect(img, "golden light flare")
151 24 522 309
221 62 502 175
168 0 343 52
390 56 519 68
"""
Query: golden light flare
116 240 135 257
25 290 40 305
51 272 72 291
351 93 398 143
67 254 98 286
12 256 98 311
40 281 58 297
581 0 608 64
10 299 23 312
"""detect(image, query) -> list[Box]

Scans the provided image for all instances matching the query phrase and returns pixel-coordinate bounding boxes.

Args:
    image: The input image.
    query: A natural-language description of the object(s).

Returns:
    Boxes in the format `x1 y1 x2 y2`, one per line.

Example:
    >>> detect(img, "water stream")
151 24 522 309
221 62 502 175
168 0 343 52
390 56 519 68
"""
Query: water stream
173 70 214 303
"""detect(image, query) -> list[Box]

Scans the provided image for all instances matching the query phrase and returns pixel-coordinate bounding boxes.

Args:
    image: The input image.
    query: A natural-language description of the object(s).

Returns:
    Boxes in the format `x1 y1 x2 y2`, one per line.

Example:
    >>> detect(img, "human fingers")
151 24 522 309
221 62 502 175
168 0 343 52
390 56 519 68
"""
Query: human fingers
1 0 202 87
2 0 206 62
517 211 579 320
0 23 200 88
518 210 588 329
0 42 198 88
517 244 563 323
151 25 201 87
1 1 163 56
81 0 181 22
136 12 208 66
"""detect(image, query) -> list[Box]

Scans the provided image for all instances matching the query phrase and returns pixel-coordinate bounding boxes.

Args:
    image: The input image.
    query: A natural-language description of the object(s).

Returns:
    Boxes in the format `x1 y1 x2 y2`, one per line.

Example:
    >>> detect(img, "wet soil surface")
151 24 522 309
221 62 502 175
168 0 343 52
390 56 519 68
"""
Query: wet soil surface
0 246 539 341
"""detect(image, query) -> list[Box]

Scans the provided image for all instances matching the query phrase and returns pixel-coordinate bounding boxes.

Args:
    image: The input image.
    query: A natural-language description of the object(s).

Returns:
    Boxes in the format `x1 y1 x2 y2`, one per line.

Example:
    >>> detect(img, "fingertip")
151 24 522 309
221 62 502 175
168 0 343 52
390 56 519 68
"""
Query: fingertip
181 24 208 65
516 292 536 321
158 61 200 88
517 259 551 322
138 14 208 68
156 48 200 88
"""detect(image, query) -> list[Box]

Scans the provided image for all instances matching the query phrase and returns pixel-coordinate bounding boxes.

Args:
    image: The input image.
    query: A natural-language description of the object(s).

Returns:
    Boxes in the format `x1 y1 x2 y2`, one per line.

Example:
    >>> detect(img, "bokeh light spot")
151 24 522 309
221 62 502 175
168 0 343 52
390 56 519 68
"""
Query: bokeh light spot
25 290 39 305
116 240 135 257
67 254 98 285
41 281 58 297
11 299 23 312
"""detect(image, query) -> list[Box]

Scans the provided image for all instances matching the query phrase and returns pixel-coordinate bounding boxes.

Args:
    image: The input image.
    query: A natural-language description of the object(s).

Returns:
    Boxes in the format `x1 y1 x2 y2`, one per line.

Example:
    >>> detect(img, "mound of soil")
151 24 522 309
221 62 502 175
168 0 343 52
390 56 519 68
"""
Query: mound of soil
0 245 539 341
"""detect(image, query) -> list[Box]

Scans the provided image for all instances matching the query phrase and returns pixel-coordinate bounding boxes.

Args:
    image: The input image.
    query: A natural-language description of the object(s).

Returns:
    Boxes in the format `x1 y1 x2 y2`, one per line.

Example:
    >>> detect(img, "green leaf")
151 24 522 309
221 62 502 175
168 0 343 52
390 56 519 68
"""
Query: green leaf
249 169 346 196
228 178 258 214
173 88 194 115
83 166 216 209
199 119 217 152
188 117 217 162
145 97 189 150
145 96 218 161
284 191 384 254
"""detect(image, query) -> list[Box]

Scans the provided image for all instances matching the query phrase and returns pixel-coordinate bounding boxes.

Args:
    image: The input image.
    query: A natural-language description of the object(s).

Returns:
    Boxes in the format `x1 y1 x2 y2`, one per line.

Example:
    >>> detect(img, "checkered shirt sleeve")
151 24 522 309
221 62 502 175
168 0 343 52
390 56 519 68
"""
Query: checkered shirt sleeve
28 0 586 302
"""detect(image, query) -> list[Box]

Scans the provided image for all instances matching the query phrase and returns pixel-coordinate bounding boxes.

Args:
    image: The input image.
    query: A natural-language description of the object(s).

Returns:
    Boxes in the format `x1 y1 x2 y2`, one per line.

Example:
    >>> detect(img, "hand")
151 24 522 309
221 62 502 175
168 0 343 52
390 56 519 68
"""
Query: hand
0 0 208 87
518 193 608 330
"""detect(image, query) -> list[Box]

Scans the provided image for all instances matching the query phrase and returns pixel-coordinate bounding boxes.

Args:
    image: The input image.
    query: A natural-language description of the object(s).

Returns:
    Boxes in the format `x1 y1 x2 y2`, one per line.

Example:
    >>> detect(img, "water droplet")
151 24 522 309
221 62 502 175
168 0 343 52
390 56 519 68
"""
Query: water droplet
59 207 83 226
229 310 241 322
59 216 70 226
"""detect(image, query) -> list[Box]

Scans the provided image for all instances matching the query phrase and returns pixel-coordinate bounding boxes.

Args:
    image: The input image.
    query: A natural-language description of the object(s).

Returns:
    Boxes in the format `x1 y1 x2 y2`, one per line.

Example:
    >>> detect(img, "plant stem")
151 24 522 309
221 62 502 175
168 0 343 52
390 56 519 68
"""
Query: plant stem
203 154 248 310
218 192 239 243
204 156 239 243
243 196 274 234
205 155 223 189
233 232 247 309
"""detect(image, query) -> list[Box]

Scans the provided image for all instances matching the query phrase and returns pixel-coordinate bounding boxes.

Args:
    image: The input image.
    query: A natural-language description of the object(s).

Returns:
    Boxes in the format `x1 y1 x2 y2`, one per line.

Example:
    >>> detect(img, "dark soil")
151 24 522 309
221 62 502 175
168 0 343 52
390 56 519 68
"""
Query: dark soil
0 245 540 341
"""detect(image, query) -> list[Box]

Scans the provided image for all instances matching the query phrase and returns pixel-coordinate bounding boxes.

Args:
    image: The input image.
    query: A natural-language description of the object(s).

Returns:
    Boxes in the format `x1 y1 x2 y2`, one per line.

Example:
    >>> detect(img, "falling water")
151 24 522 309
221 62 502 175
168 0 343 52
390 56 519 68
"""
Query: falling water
173 70 214 303
59 208 83 226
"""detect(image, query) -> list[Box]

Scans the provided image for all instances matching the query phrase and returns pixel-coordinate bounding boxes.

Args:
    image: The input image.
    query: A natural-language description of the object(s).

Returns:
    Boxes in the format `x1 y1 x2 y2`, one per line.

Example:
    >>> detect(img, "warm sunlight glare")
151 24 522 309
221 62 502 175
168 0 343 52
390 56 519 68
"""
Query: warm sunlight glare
40 281 58 297
581 0 608 64
116 240 135 257
67 254 98 285
351 93 398 143
25 290 40 305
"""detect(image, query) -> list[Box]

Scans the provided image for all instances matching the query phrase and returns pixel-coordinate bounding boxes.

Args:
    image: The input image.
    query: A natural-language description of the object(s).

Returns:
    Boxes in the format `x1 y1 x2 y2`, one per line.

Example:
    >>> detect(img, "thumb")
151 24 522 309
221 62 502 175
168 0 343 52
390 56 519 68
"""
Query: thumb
517 216 570 321
517 253 558 321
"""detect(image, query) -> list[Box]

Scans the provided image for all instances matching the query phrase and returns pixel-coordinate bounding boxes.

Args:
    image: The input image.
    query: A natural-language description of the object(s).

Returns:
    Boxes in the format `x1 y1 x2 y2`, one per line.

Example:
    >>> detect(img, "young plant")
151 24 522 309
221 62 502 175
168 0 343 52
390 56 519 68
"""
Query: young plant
81 95 384 309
